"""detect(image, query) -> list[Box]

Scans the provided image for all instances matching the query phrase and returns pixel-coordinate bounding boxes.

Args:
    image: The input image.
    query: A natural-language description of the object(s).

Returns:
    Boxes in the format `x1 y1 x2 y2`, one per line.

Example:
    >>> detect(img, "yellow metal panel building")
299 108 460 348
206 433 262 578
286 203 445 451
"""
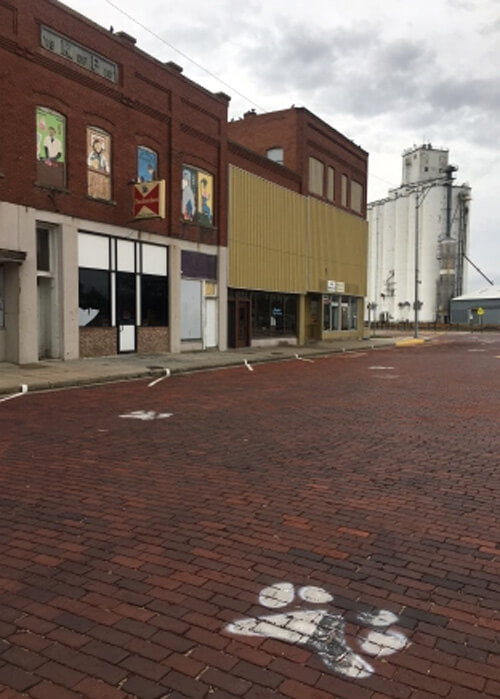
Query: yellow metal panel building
308 198 368 297
229 167 307 293
228 166 368 344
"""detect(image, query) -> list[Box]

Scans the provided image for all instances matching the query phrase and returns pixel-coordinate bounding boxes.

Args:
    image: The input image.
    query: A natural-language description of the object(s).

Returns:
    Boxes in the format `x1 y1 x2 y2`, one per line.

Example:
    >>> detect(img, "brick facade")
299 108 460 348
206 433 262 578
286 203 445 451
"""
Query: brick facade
228 108 368 217
0 0 228 247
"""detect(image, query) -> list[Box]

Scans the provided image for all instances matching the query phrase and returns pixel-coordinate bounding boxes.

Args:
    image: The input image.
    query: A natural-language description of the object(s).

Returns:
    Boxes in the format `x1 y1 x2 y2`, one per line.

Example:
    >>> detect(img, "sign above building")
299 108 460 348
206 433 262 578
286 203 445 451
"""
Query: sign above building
133 181 166 219
40 26 119 83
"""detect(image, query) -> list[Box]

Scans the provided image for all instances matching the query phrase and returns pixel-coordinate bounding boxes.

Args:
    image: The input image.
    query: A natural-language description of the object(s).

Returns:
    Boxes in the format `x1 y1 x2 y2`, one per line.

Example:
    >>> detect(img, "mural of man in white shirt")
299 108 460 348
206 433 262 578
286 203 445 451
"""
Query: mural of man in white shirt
43 126 62 161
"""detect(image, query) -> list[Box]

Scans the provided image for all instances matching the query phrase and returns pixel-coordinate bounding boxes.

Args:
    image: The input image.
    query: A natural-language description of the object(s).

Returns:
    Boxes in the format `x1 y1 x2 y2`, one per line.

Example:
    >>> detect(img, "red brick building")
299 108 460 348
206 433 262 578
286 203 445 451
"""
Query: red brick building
228 107 368 217
0 0 229 362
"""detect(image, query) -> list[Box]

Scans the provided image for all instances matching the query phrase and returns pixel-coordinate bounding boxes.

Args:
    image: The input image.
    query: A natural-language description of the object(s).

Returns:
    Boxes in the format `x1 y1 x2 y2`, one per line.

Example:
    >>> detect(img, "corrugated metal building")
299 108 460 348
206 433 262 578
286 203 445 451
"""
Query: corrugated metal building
450 286 500 326
227 108 368 347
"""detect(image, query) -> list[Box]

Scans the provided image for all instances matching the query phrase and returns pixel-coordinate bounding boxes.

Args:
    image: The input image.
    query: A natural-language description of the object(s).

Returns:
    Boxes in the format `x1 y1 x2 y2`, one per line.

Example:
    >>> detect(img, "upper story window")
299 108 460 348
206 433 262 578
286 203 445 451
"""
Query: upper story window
137 146 158 182
341 174 348 207
351 180 363 214
87 126 112 201
36 227 51 273
36 107 66 188
182 165 214 227
327 167 335 202
267 147 284 165
309 157 324 196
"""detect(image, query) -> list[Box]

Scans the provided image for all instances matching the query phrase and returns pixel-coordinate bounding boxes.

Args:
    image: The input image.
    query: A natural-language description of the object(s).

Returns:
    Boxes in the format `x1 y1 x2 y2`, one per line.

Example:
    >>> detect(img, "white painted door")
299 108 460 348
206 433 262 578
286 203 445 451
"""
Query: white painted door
181 279 202 340
205 298 218 348
119 324 136 352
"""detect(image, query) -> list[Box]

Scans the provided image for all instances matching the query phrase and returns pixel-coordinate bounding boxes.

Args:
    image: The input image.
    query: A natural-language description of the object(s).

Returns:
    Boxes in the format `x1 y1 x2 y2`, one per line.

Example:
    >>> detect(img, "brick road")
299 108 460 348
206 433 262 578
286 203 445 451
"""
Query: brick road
0 333 499 698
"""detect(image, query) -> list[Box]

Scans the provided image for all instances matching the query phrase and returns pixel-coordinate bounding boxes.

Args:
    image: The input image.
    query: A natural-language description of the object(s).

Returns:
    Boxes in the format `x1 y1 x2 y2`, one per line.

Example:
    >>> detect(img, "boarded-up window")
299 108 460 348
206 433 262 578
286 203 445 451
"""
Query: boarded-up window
182 165 214 226
341 174 348 207
87 127 112 200
309 157 324 196
137 146 158 182
36 107 66 188
351 180 363 213
327 167 335 202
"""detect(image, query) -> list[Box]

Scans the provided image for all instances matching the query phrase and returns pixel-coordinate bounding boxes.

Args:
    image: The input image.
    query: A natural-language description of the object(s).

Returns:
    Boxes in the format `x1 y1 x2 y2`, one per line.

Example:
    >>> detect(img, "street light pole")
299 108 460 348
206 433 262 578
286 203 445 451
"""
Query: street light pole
414 190 420 339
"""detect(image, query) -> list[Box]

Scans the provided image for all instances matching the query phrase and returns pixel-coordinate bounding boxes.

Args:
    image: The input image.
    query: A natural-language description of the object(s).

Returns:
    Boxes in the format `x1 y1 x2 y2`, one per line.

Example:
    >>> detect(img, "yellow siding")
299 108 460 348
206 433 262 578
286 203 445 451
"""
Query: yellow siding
308 199 368 296
229 167 307 292
229 167 368 297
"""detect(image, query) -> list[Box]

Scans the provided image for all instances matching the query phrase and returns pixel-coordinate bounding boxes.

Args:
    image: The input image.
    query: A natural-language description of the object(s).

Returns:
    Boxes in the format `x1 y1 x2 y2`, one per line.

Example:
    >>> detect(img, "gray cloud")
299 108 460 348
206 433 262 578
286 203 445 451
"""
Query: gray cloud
239 22 436 116
235 17 500 151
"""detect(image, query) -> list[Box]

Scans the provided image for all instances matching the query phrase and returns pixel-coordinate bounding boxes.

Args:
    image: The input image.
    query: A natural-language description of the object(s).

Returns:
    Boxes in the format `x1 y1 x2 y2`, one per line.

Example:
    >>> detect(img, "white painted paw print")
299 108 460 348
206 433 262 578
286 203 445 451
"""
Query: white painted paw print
226 582 407 680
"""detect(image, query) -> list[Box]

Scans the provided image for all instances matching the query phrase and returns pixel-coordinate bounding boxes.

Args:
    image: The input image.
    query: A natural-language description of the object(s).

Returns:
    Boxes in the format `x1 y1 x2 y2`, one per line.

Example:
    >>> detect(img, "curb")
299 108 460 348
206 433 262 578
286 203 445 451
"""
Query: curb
395 338 426 347
0 341 396 397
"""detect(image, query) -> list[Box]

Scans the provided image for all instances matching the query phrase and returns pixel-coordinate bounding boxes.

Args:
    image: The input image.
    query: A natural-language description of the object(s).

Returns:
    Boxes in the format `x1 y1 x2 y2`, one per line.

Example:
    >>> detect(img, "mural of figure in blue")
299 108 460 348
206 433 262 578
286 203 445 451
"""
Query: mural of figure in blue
182 168 196 222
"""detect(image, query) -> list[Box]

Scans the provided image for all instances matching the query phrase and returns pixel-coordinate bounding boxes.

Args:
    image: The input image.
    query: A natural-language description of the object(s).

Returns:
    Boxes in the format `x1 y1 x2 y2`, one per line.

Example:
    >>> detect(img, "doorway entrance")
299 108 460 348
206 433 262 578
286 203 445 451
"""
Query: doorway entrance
116 272 136 352
228 291 251 348
37 277 52 359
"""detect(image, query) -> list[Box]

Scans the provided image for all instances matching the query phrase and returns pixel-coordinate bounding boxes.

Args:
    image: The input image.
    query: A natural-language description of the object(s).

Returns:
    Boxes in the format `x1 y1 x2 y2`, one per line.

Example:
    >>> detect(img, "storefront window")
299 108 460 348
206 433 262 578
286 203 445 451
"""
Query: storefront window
141 275 168 326
252 292 297 338
323 294 359 331
349 297 358 329
79 268 111 326
341 299 349 330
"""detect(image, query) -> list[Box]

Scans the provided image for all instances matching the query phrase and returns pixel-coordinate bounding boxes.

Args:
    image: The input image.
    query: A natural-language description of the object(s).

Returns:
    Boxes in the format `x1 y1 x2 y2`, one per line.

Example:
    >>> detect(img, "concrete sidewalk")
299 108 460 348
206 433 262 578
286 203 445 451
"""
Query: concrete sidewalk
0 334 417 397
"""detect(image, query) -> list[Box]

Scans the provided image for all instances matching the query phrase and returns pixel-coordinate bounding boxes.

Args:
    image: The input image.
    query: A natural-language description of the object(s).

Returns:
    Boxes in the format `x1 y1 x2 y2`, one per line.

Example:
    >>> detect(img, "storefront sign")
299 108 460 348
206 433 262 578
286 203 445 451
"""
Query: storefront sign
326 280 345 293
40 26 118 83
133 180 166 219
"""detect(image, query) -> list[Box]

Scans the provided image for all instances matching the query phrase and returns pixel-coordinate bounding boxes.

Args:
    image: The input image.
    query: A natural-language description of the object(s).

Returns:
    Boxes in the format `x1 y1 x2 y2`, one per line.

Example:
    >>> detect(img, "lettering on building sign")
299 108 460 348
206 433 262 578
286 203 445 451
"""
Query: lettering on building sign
226 582 408 680
40 26 118 83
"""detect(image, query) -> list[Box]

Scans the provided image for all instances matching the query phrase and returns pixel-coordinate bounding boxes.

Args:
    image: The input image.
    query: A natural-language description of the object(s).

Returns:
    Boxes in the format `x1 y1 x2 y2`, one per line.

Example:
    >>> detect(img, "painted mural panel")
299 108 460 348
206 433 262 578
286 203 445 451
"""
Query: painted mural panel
137 146 158 183
87 127 111 200
182 166 197 222
182 166 214 226
36 107 66 188
197 171 213 226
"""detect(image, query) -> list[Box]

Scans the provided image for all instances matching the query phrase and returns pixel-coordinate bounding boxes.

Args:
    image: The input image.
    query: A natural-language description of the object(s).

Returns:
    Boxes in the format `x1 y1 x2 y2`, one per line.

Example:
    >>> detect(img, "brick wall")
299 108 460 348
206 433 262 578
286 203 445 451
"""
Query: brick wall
228 141 301 193
0 0 228 246
228 108 368 218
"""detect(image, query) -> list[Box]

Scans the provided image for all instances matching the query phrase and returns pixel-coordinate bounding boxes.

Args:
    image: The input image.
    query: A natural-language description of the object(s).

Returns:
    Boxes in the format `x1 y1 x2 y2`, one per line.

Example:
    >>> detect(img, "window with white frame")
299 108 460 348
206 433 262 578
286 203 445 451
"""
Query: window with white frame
78 233 168 328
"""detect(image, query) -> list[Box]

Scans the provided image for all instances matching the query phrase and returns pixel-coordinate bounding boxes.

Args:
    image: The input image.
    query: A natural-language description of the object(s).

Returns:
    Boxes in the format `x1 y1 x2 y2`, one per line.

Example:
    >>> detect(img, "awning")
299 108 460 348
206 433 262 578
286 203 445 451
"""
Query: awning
0 249 26 263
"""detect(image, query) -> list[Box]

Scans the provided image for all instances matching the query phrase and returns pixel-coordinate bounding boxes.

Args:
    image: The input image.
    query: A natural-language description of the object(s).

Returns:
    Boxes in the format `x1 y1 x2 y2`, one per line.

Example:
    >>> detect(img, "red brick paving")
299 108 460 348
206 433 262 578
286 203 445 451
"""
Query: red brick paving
0 333 499 697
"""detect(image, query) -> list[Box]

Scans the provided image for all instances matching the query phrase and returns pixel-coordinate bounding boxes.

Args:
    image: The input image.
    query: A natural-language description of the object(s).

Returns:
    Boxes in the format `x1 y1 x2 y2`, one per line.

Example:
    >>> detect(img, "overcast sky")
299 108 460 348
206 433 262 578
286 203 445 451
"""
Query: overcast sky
62 0 500 292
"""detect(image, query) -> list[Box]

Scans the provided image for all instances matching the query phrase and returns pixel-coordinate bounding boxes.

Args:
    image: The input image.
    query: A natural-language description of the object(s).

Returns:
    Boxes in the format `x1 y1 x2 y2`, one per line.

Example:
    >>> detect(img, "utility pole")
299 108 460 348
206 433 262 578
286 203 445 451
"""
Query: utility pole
414 193 420 338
